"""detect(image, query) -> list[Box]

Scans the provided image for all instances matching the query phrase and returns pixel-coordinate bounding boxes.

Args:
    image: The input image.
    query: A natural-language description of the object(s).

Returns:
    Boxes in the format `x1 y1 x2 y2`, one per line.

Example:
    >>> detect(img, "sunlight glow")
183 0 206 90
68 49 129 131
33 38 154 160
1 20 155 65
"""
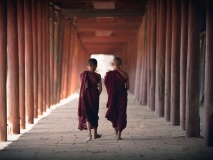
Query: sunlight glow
91 54 114 78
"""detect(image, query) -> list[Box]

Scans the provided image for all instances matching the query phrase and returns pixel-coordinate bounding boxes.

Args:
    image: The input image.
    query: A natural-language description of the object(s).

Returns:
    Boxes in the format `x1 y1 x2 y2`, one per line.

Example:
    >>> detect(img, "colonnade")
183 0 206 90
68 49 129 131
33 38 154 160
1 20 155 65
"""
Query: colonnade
0 0 88 142
134 0 213 146
0 0 213 147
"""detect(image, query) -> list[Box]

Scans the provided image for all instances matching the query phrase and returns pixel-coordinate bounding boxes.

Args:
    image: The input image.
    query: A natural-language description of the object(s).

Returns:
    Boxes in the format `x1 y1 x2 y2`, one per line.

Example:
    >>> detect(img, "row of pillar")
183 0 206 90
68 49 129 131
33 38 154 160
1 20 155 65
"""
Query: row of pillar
112 37 138 95
134 0 213 146
0 0 86 142
126 39 138 94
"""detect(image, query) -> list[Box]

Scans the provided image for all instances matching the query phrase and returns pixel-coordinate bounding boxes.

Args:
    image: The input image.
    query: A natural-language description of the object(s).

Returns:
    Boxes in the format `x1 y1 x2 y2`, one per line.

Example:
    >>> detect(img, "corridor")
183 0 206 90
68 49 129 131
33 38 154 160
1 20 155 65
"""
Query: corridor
1 1 213 159
1 87 213 160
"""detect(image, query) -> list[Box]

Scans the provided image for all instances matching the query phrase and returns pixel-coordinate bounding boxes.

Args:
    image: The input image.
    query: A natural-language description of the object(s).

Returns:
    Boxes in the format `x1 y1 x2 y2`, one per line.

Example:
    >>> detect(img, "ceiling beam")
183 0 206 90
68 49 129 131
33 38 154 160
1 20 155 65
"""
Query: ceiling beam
84 42 126 51
85 47 122 55
76 24 140 30
77 28 138 32
81 36 135 43
62 9 145 17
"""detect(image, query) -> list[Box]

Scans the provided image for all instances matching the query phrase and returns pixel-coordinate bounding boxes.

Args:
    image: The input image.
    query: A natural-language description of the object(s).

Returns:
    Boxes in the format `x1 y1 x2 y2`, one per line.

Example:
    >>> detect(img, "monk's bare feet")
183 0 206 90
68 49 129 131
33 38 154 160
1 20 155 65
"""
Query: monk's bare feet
113 132 118 138
117 137 122 140
117 131 122 142
86 135 92 141
94 134 102 139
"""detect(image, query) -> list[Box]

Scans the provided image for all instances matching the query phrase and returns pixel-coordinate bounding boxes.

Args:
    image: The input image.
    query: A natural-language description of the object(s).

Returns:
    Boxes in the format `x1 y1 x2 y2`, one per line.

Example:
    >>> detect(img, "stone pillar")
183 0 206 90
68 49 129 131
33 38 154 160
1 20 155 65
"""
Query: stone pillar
53 10 60 104
180 0 189 130
49 5 54 105
164 0 172 121
139 19 145 103
60 19 66 99
24 0 34 124
69 27 75 96
171 0 181 126
134 25 143 101
0 0 7 141
186 0 200 137
155 0 166 117
62 22 71 98
149 0 157 112
70 31 79 94
142 15 147 105
204 0 213 146
7 0 20 134
32 0 38 118
146 9 150 107
45 1 50 109
42 1 46 112
17 0 25 129
37 0 43 115
60 20 64 99
57 14 64 102
146 2 150 108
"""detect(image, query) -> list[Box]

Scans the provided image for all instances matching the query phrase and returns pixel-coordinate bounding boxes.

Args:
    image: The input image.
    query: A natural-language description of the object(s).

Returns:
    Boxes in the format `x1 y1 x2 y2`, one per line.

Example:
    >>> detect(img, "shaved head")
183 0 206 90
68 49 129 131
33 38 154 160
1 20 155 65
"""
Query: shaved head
113 57 122 66
88 58 97 67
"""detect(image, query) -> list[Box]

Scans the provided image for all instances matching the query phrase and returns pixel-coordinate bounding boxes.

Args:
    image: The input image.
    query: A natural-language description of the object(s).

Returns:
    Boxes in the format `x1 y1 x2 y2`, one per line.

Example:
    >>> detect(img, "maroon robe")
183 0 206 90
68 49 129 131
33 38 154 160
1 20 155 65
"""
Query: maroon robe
105 70 128 132
78 71 100 130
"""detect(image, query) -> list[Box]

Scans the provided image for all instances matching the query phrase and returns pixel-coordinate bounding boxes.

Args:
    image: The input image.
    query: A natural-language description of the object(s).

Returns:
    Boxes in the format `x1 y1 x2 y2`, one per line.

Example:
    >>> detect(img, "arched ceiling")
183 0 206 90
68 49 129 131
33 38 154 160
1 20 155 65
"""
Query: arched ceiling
50 0 148 55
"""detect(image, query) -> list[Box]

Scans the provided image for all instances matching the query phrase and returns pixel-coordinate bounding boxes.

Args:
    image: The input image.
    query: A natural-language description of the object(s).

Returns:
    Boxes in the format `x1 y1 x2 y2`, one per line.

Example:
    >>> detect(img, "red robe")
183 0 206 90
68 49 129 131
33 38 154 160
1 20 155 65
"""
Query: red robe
78 71 100 130
105 70 128 132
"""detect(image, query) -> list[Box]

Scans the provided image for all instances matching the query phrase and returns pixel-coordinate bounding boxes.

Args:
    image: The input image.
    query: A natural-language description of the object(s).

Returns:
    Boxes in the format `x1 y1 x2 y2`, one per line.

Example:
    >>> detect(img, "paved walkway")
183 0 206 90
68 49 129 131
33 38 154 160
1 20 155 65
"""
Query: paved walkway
1 86 213 160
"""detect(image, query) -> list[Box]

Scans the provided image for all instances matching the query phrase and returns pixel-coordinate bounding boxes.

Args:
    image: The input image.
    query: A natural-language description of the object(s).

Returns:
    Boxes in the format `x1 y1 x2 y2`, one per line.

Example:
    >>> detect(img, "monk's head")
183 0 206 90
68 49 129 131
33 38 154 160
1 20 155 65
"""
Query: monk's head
87 58 97 72
112 57 122 68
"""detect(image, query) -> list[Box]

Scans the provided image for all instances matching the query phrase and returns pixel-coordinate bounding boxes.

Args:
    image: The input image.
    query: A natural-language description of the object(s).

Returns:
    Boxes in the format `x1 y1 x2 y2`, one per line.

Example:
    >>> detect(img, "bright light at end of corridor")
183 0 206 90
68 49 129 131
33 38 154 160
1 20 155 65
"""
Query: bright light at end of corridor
91 54 114 78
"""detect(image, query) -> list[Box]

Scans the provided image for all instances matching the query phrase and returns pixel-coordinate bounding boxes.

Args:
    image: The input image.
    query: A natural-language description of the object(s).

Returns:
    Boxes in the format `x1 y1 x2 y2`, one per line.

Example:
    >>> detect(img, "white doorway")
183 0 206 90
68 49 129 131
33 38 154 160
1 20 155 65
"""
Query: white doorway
90 54 114 79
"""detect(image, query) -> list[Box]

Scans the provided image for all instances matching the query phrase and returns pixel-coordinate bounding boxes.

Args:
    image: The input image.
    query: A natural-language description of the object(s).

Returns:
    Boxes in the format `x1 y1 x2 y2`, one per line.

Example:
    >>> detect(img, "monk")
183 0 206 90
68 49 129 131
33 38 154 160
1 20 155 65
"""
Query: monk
78 58 102 141
105 57 129 140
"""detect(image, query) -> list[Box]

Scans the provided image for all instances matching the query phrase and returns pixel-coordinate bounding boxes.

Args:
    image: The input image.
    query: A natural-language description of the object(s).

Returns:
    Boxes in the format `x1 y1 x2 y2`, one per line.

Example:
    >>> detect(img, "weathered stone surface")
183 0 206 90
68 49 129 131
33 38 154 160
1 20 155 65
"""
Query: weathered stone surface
0 87 212 160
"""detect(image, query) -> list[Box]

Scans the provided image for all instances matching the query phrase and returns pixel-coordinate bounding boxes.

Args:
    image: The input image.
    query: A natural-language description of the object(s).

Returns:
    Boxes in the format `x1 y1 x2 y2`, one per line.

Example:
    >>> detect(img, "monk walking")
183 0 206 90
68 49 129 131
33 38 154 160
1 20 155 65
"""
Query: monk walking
78 58 102 141
105 57 129 140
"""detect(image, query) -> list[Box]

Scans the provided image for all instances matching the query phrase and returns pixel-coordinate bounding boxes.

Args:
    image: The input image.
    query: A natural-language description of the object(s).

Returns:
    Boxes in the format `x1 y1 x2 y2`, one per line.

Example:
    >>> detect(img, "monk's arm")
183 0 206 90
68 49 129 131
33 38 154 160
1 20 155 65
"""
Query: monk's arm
126 73 130 90
98 75 102 95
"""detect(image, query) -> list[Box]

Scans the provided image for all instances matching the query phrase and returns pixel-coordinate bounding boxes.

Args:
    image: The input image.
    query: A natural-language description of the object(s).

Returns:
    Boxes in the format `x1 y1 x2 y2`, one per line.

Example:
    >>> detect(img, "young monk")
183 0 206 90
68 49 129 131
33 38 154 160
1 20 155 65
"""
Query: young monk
78 58 102 141
104 57 129 140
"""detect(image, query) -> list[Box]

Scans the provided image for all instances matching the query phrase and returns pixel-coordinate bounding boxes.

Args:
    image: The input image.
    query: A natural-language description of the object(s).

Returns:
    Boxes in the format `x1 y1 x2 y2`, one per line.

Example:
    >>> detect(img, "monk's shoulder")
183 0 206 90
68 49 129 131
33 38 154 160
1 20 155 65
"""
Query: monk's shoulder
120 70 128 79
80 72 84 78
80 70 86 76
124 71 129 78
96 73 101 80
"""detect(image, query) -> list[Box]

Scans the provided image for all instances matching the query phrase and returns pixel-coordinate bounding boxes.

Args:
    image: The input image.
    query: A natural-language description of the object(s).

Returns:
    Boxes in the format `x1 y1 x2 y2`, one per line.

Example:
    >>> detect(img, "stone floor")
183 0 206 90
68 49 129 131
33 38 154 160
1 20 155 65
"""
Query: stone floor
0 86 213 160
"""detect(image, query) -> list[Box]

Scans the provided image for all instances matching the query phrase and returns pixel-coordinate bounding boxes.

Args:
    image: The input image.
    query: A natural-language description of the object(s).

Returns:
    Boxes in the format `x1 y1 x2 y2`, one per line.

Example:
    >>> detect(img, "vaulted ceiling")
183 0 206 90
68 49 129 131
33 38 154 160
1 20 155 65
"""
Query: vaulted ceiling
50 0 148 55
